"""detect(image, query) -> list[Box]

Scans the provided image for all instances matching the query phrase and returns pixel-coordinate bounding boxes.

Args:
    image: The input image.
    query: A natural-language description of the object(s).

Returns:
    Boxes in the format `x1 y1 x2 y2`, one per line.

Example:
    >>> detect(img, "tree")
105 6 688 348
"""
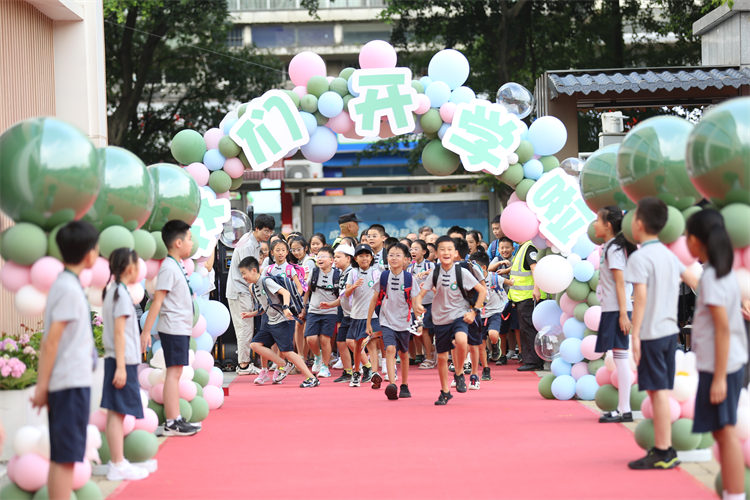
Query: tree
104 0 283 163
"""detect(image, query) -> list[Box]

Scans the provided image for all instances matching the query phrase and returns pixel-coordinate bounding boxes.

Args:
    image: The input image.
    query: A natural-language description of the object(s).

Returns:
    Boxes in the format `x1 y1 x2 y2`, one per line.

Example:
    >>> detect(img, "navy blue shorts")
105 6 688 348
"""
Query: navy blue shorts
693 367 746 433
433 318 470 354
337 306 343 323
595 311 631 352
382 326 410 353
483 313 503 334
160 332 190 367
467 319 483 346
422 303 434 329
637 334 677 391
101 358 144 418
337 316 351 343
48 387 90 463
253 319 295 353
499 302 518 334
347 318 380 341
304 312 337 337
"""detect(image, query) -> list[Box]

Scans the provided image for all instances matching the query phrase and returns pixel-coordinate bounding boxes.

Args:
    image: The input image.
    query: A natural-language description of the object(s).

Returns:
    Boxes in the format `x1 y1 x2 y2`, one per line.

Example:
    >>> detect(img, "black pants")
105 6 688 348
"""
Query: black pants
516 298 542 367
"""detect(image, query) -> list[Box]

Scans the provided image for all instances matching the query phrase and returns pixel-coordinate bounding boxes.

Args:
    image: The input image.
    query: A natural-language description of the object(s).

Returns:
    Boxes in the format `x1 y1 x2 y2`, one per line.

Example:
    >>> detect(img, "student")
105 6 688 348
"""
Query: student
466 230 482 257
31 221 100 500
289 235 314 359
594 206 638 423
367 224 388 270
487 215 503 267
301 246 339 378
454 237 484 381
409 240 436 369
367 242 419 400
418 226 433 240
426 242 437 262
345 244 381 387
101 248 149 481
626 197 698 469
309 233 326 258
320 245 356 383
241 256 320 388
447 225 467 240
414 236 486 405
686 209 747 499
142 220 200 436
495 237 518 364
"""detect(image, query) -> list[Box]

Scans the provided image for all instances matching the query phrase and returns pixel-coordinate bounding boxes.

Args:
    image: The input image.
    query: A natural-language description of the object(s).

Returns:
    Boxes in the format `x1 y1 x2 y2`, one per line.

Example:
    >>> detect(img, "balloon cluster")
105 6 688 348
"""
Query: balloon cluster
2 424 102 499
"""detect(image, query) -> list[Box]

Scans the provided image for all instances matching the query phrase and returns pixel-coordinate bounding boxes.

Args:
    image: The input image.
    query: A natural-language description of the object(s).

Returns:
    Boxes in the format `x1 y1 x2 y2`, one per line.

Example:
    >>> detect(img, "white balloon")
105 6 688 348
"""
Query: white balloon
736 408 750 440
140 389 149 409
128 283 145 304
145 278 156 296
148 368 165 386
36 425 50 459
15 285 47 315
180 365 194 382
672 374 697 403
150 348 166 369
566 253 582 265
87 287 104 307
604 351 615 372
533 255 574 294
188 349 195 368
13 426 42 456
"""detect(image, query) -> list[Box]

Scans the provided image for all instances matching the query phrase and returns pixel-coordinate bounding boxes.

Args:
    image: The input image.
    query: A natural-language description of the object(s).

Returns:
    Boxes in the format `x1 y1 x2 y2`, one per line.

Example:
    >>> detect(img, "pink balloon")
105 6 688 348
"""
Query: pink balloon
500 202 539 244
10 453 49 492
0 261 32 293
743 245 750 269
359 40 397 69
292 85 307 99
182 258 194 277
734 248 743 270
193 349 214 372
137 258 147 282
146 259 162 280
89 408 107 432
6 455 19 484
208 366 223 387
191 314 207 338
185 162 210 187
586 248 600 270
203 128 224 150
30 256 65 292
743 437 750 467
150 383 164 404
668 397 681 422
203 384 224 410
123 414 136 435
79 269 92 288
507 192 521 205
134 408 159 434
138 367 153 390
128 283 145 304
414 94 431 115
72 460 92 490
581 335 602 360
667 236 696 266
571 361 589 380
610 368 619 388
583 305 602 331
559 293 580 316
223 157 244 179
641 396 653 419
439 102 457 124
217 191 231 200
327 111 354 135
179 379 197 401
680 394 695 420
88 257 110 290
559 312 572 327
595 366 610 386
288 51 326 87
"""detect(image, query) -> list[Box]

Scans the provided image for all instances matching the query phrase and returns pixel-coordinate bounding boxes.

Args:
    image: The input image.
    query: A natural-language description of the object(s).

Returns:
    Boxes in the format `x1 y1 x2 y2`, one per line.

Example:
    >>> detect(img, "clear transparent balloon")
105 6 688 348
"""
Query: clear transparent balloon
219 210 251 248
534 325 565 362
495 82 535 119
560 157 585 176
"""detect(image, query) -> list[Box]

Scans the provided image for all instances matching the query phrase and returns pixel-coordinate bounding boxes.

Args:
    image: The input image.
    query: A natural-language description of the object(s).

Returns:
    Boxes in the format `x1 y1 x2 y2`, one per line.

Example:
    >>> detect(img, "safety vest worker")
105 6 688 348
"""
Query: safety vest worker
508 241 546 302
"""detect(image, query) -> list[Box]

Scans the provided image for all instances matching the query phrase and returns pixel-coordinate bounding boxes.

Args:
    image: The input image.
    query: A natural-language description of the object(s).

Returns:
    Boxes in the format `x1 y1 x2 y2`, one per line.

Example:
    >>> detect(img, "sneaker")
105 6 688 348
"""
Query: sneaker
333 371 352 383
510 351 520 361
163 418 198 436
454 374 467 393
399 384 411 398
370 372 383 389
495 355 508 366
253 368 271 385
449 362 456 373
349 371 361 387
311 356 322 374
451 379 457 387
300 377 320 388
273 362 293 384
318 365 331 378
269 362 278 370
434 391 453 406
236 364 255 376
362 365 373 383
463 362 471 375
385 383 398 400
599 411 633 423
383 371 398 382
490 343 500 361
628 448 680 470
481 367 491 381
332 358 344 370
106 460 149 481
469 374 480 390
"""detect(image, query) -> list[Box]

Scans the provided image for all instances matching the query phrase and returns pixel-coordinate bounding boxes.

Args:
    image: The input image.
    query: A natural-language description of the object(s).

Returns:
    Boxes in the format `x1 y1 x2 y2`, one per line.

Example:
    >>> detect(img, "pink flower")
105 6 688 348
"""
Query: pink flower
9 358 26 378
23 346 35 356
0 364 10 377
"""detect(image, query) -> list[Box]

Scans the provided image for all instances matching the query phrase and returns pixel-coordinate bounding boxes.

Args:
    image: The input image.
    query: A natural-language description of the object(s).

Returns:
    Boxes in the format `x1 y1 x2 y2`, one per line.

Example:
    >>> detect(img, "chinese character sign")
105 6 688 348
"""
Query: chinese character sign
526 168 595 254
229 90 309 171
442 100 525 176
348 68 419 137
191 187 231 259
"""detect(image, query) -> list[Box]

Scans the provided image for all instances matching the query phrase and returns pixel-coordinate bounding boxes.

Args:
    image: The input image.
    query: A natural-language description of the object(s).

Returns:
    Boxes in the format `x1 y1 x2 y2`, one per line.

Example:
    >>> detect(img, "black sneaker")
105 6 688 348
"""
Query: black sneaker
454 374 467 393
628 447 680 470
481 367 491 381
163 418 198 436
370 372 383 389
385 383 398 400
399 384 411 398
490 343 500 361
495 355 508 366
599 411 634 423
362 365 372 382
415 354 424 365
300 377 320 388
333 372 352 383
434 391 453 406
448 362 455 373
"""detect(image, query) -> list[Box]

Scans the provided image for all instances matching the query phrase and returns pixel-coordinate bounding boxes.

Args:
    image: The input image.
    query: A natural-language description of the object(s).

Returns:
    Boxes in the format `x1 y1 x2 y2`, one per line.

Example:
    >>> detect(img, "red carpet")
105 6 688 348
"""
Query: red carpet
111 365 715 500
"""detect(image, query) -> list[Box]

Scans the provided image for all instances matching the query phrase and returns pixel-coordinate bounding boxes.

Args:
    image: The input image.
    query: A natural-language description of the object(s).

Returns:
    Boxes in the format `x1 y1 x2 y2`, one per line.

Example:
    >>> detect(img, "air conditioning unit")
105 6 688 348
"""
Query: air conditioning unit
284 160 323 193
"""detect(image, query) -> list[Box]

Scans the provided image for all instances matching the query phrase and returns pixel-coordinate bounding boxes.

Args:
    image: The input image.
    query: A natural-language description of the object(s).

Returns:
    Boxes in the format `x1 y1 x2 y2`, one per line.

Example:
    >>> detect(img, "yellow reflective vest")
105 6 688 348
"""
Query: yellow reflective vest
508 241 546 302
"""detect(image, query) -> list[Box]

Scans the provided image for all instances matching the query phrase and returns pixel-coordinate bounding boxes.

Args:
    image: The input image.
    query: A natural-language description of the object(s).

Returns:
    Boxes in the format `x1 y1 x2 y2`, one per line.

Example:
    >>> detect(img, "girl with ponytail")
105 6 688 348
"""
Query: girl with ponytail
592 206 637 423
686 209 747 500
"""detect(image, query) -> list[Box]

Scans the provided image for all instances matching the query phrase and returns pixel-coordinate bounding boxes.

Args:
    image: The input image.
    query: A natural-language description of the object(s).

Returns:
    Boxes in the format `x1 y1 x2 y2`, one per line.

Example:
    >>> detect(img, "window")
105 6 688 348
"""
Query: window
341 22 391 45
252 24 334 48
227 26 244 47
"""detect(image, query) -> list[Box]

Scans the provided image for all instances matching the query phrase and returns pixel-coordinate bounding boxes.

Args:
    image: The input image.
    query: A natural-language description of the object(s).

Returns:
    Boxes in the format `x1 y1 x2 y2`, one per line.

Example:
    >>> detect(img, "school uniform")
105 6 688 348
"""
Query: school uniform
346 266 381 341
408 260 435 329
625 240 685 391
482 271 508 335
336 266 353 343
373 248 388 271
252 277 295 353
305 268 339 338
101 283 144 419
691 266 748 433
44 270 95 463
373 270 419 353
595 239 633 353
156 257 194 367
497 262 518 334
430 264 480 353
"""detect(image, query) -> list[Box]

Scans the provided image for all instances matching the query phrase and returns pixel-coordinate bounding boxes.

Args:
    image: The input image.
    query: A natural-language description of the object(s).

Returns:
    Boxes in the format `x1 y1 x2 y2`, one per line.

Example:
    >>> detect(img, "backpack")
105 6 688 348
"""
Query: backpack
488 239 500 261
309 266 341 294
407 260 434 275
488 271 509 310
262 264 307 323
376 270 414 322
431 261 483 308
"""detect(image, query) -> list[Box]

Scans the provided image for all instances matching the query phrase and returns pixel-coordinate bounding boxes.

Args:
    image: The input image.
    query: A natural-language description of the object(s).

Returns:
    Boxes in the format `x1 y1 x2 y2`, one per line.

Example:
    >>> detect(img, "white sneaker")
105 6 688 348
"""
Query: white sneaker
332 358 344 370
269 362 278 370
254 368 270 385
318 365 331 378
236 364 253 375
383 372 398 382
106 460 149 481
131 459 158 473
451 379 457 387
312 356 322 374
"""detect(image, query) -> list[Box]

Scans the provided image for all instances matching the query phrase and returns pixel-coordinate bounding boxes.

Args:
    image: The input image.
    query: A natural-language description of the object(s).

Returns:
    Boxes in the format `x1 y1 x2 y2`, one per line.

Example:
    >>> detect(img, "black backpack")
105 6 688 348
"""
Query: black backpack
431 261 483 308
261 272 305 323
309 266 341 294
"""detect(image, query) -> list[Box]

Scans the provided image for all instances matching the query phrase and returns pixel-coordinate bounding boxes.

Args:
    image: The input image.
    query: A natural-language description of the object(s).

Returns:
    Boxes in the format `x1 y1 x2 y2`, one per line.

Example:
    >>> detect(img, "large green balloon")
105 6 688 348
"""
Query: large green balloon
99 225 135 258
594 383 618 411
616 116 702 210
74 482 103 500
218 136 241 159
714 467 750 498
306 75 329 98
209 170 232 194
0 117 100 229
580 144 636 212
0 482 33 500
498 163 523 187
671 418 701 451
686 97 750 207
83 147 154 231
622 210 636 244
587 358 605 374
97 431 110 463
132 229 156 260
147 399 165 424
420 109 442 134
421 139 459 176
658 205 685 244
179 398 193 421
151 231 168 260
143 164 201 231
566 279 590 302
0 223 47 266
515 140 534 164
634 418 655 450
515 179 535 201
189 395 209 422
32 486 77 500
721 203 750 248
193 367 210 387
630 383 647 410
538 374 555 399
123 429 159 463
170 129 206 165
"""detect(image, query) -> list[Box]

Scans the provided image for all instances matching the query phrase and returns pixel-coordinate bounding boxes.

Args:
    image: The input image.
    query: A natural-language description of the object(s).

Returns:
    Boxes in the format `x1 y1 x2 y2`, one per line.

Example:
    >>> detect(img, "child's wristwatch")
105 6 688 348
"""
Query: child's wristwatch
473 307 481 315
282 304 290 310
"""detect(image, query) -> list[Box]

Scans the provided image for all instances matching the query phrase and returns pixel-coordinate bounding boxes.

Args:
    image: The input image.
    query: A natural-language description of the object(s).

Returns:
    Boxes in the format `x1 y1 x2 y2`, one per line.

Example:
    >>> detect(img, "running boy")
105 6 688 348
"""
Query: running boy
301 246 339 378
345 244 381 387
626 198 697 469
409 240 436 369
320 244 356 383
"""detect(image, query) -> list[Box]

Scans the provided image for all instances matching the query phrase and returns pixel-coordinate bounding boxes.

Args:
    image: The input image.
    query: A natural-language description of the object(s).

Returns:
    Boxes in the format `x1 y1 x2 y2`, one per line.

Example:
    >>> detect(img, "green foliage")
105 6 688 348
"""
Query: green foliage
0 324 42 390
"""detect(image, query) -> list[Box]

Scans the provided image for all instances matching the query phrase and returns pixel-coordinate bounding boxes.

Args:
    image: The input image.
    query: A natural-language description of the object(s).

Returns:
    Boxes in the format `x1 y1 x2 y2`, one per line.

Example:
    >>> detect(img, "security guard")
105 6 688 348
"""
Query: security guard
508 240 546 371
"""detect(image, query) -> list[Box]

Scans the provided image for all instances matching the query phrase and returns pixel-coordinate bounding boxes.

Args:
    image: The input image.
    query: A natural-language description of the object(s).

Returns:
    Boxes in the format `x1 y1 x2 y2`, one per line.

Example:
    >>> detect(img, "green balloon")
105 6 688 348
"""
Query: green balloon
686 97 750 207
132 229 156 260
566 279 590 302
573 302 589 322
538 374 555 399
515 179 536 201
634 418 655 450
47 224 64 260
230 176 244 191
150 231 167 260
123 429 159 463
97 430 110 463
194 381 203 397
595 383 618 411
588 358 605 374
586 291 600 306
314 111 329 126
189 395 209 422
189 338 198 350
515 140 534 164
300 94 318 113
420 109 443 134
170 129 206 165
697 432 714 449
329 77 349 96
74 482 103 500
411 80 424 94
179 398 193 421
616 116 701 210
499 163 523 187
32 487 76 500
339 67 355 80
584 327 597 337
237 103 248 116
148 399 165 424
0 223 47 266
588 270 599 291
282 90 300 109
143 163 201 231
209 170 232 194
580 144 636 212
83 146 154 231
682 205 701 221
622 210 636 244
0 117 100 229
714 467 750 498
99 225 135 259
306 75 329 97
539 156 559 172
671 418 701 451
342 95 354 110
630 384 647 410
721 203 750 248
1 482 34 499
218 136 241 158
237 151 250 168
421 139 459 176
193 298 201 326
193 367 210 387
588 221 605 245
658 205 685 244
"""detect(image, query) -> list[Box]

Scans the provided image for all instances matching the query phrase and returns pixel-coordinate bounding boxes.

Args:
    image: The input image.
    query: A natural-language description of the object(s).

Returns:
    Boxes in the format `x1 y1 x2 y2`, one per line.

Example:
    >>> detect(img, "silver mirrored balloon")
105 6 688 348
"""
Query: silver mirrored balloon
220 209 252 248
534 325 564 362
495 82 535 119
560 157 585 177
